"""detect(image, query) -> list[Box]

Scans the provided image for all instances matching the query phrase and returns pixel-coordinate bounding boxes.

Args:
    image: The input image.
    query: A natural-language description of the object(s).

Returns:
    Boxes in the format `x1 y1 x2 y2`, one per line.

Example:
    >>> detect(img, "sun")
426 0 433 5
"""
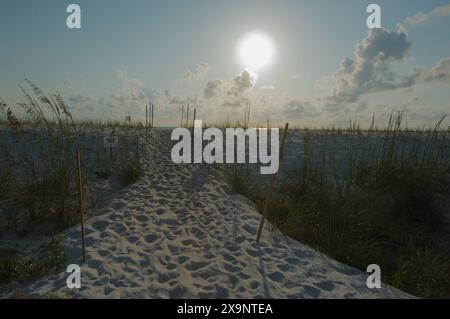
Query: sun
238 32 275 71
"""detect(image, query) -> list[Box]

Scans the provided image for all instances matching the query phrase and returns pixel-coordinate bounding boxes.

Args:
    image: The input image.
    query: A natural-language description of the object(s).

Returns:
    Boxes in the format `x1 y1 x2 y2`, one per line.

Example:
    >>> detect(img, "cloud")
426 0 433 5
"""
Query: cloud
164 90 184 105
309 10 450 118
222 97 252 108
261 85 275 90
418 57 450 83
398 4 450 33
179 62 210 82
282 99 320 118
64 68 164 120
114 68 128 81
222 100 244 107
200 69 258 107
164 90 200 106
227 68 258 98
112 67 151 114
336 28 411 98
68 94 91 104
322 28 415 111
109 93 128 105
329 29 450 104
203 80 224 99
221 69 258 107
356 100 369 113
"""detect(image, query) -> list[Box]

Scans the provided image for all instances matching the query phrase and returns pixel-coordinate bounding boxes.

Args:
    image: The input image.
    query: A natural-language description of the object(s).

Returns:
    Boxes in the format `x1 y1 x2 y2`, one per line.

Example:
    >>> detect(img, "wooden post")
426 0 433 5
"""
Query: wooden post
186 103 190 129
151 103 154 128
256 123 289 242
180 105 184 128
192 108 196 130
76 147 87 263
145 104 148 133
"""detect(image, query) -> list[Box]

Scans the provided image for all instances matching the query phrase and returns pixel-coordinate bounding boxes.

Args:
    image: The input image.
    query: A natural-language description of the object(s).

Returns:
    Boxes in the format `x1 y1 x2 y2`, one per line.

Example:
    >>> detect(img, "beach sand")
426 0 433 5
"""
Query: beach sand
3 129 412 299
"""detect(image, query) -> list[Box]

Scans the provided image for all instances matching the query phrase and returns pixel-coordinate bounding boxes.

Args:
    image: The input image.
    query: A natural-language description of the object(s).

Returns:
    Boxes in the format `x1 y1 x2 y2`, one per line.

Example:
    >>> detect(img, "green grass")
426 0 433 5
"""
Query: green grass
0 81 79 230
0 239 67 285
0 81 144 234
117 157 142 187
227 165 253 197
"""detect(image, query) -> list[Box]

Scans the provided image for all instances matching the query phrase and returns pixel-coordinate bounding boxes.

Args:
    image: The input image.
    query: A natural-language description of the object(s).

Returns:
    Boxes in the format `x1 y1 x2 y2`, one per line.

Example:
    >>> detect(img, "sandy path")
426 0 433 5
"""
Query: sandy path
5 130 412 299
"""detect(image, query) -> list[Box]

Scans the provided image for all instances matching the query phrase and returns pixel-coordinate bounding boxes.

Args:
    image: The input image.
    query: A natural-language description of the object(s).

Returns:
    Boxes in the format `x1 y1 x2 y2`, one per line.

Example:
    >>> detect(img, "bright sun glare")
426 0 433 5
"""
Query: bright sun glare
238 32 275 70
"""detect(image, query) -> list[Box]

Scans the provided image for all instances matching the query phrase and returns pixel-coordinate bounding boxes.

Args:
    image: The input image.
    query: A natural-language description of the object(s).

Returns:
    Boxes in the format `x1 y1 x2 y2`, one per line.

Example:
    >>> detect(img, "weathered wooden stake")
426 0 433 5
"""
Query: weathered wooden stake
186 103 190 128
151 103 154 128
256 123 289 243
192 108 196 130
76 146 87 263
145 104 148 133
180 105 184 128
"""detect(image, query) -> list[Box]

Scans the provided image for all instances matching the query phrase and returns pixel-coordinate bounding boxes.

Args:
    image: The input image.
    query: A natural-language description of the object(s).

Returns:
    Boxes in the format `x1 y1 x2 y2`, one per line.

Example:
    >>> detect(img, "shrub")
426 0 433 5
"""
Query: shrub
0 239 67 285
0 81 79 230
117 157 142 187
241 113 450 298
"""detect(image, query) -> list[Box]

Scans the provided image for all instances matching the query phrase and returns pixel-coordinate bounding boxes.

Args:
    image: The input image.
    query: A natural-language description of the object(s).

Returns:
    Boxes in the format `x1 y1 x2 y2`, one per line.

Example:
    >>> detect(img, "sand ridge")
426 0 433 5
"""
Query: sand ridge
6 130 412 299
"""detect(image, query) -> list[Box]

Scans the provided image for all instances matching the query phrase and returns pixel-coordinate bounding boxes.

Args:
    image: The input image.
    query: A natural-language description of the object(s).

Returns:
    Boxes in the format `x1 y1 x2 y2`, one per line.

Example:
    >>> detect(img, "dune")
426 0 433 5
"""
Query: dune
3 129 413 299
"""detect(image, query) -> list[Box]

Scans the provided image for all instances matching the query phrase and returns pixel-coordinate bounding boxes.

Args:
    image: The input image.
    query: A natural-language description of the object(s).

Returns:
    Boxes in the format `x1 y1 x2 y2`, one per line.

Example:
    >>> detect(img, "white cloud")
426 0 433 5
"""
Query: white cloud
227 68 258 97
164 90 200 106
398 4 450 33
178 62 210 83
203 80 224 99
200 69 258 107
282 99 320 118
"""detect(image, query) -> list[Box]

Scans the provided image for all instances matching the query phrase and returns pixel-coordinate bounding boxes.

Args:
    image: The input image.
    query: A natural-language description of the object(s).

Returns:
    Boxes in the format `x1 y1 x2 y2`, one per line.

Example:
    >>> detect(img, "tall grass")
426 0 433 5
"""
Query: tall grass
0 81 79 232
0 239 67 285
0 83 146 235
227 113 450 298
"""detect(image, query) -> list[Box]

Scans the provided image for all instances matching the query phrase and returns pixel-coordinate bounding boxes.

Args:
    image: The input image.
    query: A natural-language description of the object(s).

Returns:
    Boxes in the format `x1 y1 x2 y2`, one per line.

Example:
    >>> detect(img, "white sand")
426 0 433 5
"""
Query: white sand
4 130 413 299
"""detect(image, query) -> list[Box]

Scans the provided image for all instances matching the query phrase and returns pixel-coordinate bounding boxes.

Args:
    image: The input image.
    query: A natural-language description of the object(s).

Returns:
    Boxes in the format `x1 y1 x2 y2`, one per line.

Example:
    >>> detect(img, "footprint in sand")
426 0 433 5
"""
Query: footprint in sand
250 281 260 289
223 262 241 273
144 233 158 243
158 272 180 284
185 260 209 271
242 224 256 235
177 255 190 264
134 214 149 223
303 285 321 298
139 258 151 268
112 223 127 234
237 272 251 280
126 235 139 244
267 271 285 283
112 201 127 210
181 239 199 247
87 259 102 269
169 285 187 298
315 281 335 291
91 220 110 231
98 250 111 257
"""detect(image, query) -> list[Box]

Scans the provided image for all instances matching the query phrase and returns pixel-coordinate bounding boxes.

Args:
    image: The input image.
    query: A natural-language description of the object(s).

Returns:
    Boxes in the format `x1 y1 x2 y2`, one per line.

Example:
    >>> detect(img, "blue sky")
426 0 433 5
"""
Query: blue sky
1 0 450 127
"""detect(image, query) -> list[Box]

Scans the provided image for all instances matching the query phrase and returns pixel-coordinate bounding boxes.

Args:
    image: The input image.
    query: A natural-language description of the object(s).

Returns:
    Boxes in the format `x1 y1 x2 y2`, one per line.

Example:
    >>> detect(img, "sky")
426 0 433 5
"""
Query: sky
1 0 450 127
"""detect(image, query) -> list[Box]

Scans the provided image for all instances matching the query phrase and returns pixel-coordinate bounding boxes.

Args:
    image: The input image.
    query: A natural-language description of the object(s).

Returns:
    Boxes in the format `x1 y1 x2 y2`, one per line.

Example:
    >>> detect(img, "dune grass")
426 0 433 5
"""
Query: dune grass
0 81 80 231
0 82 143 235
117 157 142 187
226 113 450 298
0 239 67 285
0 82 145 290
